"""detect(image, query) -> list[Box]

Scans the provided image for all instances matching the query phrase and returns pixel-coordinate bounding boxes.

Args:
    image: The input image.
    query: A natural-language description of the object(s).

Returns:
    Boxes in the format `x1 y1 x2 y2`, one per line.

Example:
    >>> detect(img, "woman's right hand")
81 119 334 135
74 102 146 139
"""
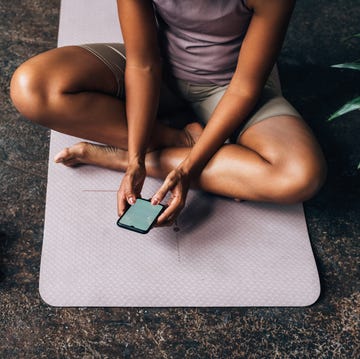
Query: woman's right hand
117 162 146 216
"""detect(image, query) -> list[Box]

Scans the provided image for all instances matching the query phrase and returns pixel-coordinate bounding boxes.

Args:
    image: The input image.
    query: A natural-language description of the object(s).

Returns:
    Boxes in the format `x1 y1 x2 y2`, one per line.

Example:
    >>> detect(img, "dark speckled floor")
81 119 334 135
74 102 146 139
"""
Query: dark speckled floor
1 0 359 358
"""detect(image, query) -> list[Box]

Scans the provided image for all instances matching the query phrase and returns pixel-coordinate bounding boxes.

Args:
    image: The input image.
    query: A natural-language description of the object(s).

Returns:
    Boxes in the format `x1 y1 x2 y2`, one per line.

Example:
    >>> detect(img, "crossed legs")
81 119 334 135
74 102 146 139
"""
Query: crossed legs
10 46 327 203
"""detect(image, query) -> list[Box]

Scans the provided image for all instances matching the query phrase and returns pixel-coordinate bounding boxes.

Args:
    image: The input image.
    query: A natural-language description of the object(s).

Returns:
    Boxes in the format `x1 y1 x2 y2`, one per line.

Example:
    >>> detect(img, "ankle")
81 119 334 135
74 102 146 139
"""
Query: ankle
153 125 182 149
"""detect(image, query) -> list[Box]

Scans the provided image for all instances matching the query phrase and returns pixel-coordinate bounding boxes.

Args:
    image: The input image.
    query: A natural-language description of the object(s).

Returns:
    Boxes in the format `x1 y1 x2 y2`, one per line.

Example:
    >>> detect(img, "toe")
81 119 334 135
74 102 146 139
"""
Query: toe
54 147 71 163
54 142 89 164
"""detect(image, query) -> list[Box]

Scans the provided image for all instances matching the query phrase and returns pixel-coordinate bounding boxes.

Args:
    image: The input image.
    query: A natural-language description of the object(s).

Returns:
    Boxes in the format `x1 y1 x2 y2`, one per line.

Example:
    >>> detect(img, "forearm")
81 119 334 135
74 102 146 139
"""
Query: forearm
116 0 162 165
125 63 162 164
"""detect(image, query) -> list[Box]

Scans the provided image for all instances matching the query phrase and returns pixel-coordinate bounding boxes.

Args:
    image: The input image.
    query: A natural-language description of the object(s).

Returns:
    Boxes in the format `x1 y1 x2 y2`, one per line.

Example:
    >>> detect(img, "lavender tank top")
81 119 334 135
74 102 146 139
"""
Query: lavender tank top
152 0 253 85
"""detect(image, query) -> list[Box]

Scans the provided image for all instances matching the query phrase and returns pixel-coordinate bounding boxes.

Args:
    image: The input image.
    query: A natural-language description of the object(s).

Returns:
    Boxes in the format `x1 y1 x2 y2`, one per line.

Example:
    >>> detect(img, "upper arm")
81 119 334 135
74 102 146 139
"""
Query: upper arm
229 0 296 97
116 0 161 68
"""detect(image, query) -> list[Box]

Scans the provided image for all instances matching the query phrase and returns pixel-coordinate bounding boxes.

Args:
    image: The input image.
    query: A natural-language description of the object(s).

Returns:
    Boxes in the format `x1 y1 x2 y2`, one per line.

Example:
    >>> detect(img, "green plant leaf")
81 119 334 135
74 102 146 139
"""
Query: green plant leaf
331 62 360 71
343 33 360 41
328 96 360 121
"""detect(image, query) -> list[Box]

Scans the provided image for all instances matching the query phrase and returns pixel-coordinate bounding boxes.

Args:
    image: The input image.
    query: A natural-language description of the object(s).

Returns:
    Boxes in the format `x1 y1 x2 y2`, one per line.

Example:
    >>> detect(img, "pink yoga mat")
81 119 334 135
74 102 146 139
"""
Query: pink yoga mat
39 0 320 307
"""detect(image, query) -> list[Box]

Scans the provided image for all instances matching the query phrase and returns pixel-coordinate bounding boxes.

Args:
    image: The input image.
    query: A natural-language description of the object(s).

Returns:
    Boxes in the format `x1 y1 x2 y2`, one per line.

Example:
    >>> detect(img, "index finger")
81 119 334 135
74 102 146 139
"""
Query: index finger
156 196 183 226
151 180 170 206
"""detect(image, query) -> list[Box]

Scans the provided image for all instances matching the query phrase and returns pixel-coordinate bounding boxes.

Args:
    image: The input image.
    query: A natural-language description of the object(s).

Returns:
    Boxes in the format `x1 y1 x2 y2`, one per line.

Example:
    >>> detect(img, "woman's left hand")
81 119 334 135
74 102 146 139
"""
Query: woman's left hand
151 167 191 226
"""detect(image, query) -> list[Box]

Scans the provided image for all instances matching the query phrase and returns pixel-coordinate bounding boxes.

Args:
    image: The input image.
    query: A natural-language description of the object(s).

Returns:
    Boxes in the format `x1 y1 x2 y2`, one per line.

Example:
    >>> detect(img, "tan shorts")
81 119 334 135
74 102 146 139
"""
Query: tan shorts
78 43 302 141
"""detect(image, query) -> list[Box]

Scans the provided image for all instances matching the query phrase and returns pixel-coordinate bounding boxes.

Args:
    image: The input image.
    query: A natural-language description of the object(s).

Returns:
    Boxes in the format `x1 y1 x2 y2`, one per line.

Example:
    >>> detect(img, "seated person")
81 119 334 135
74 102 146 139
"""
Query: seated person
10 0 326 226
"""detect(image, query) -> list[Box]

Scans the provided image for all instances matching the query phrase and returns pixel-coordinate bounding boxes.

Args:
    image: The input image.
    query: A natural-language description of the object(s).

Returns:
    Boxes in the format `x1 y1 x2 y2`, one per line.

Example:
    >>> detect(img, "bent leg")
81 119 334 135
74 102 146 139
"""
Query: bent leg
62 115 326 203
233 115 327 202
10 46 192 150
10 46 128 146
199 115 325 202
145 115 326 203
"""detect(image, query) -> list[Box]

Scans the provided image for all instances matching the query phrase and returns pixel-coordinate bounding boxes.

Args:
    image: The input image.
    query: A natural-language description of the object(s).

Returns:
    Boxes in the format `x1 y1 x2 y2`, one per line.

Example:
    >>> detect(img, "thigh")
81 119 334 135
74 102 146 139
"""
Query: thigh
23 44 120 96
184 64 283 130
73 44 190 121
237 114 326 172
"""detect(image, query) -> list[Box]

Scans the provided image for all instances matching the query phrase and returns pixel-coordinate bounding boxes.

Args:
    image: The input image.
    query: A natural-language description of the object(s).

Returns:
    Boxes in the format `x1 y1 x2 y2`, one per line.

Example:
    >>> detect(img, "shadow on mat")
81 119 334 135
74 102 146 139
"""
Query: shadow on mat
176 192 215 234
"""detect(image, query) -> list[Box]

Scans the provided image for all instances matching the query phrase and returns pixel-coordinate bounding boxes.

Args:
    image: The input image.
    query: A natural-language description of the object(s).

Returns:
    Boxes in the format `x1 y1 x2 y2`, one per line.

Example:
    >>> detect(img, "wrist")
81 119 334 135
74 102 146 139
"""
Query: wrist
177 157 200 178
128 154 145 168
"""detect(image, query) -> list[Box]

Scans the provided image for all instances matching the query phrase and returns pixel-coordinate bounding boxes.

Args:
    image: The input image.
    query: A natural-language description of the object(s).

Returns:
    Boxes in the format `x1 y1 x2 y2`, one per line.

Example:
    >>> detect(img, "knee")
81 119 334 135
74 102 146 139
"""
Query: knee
275 156 327 203
10 60 51 125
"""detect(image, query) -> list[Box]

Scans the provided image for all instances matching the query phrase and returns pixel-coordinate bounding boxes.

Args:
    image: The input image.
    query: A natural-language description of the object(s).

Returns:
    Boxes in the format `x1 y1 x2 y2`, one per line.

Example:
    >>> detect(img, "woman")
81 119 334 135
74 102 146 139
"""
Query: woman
10 0 326 226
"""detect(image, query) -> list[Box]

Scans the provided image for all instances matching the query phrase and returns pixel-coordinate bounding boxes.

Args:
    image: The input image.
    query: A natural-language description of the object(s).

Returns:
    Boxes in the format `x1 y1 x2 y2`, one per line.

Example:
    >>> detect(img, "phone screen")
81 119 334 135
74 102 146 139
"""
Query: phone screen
117 198 164 234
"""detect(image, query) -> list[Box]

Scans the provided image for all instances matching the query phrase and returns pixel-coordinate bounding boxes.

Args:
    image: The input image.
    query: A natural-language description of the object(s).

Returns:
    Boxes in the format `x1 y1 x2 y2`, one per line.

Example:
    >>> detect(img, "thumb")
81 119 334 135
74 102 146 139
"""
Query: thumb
125 192 136 205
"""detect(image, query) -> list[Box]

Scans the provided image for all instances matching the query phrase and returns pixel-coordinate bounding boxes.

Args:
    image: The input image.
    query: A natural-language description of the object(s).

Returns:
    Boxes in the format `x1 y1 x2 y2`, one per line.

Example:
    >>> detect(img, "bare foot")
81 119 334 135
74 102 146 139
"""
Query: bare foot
54 123 203 170
54 142 127 171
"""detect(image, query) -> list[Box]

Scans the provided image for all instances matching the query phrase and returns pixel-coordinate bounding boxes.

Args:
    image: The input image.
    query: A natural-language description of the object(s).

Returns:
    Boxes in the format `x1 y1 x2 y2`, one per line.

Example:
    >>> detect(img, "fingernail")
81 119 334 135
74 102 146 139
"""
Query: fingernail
152 197 159 205
128 196 135 205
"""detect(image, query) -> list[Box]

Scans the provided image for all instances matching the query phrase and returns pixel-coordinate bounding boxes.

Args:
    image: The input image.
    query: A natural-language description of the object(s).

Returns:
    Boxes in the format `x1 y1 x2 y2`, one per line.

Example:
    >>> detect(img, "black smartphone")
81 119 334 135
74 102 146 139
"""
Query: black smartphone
117 198 165 234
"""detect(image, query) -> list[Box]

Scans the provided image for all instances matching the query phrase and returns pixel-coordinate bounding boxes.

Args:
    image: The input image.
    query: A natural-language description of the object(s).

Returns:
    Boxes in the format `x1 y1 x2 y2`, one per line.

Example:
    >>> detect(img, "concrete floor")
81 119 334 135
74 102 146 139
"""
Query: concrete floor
1 0 359 358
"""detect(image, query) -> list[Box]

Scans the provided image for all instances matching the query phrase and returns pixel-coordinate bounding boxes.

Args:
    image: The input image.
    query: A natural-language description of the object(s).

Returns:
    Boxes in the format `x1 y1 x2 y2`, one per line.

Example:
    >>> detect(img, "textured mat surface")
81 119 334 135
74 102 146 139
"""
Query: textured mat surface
39 0 320 307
